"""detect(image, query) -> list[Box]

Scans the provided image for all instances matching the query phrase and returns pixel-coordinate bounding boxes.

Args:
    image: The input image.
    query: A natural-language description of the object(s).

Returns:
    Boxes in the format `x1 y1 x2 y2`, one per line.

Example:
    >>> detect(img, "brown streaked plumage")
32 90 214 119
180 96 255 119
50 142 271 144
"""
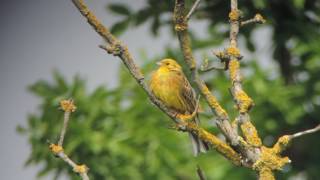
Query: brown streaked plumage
149 58 209 156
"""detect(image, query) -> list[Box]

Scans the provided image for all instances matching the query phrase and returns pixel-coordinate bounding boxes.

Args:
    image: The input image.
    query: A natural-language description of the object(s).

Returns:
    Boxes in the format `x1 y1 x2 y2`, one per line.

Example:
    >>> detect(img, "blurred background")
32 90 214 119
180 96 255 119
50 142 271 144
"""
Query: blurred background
1 0 320 179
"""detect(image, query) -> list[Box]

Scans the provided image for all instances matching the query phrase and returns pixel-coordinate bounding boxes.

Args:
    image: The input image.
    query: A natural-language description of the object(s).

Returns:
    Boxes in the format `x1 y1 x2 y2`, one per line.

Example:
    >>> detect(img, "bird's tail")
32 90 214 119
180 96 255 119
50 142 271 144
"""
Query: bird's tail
189 116 210 156
189 133 209 156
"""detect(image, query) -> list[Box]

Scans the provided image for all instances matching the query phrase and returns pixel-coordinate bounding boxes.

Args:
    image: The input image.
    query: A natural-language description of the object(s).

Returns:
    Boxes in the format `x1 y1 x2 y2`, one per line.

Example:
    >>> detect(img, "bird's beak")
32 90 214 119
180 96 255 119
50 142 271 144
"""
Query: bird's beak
156 61 161 66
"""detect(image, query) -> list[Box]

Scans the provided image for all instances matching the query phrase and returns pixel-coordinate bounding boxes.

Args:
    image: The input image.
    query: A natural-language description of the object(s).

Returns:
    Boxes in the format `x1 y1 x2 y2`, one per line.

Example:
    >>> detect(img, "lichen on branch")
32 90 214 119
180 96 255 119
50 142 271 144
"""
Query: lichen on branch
69 0 320 179
71 0 243 165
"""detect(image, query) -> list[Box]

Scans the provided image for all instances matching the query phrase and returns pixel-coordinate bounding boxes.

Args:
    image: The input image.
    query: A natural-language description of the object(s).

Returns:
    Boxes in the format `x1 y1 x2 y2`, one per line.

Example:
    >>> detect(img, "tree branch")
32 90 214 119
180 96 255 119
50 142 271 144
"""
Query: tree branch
241 14 266 26
173 0 241 148
58 111 71 146
49 99 89 180
196 165 207 180
227 0 263 164
70 1 318 179
186 0 201 20
71 0 242 165
272 123 320 154
290 124 320 139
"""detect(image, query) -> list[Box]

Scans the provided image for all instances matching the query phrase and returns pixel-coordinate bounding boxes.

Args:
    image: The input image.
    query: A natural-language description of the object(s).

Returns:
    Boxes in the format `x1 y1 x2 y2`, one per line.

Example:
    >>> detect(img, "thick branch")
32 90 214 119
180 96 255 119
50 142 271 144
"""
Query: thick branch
258 168 275 180
227 0 262 165
71 0 177 122
173 0 240 147
177 121 243 166
71 0 242 164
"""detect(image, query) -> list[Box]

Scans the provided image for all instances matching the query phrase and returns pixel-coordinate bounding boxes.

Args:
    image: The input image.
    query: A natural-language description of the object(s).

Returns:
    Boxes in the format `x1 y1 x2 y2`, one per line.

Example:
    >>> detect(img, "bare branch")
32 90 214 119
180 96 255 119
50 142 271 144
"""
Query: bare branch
272 124 320 154
290 124 320 139
49 99 89 180
58 99 76 146
186 0 201 20
49 144 89 180
58 111 70 146
241 14 266 26
200 65 225 72
200 58 226 72
196 165 207 180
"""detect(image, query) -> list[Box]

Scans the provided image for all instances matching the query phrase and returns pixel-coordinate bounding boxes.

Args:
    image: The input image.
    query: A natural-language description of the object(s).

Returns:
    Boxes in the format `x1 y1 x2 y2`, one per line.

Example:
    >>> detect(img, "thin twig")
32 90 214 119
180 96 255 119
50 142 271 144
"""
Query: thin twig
241 19 257 26
196 165 207 180
58 111 71 146
49 100 89 180
52 148 90 180
200 65 225 72
290 124 320 139
186 0 201 20
241 14 266 26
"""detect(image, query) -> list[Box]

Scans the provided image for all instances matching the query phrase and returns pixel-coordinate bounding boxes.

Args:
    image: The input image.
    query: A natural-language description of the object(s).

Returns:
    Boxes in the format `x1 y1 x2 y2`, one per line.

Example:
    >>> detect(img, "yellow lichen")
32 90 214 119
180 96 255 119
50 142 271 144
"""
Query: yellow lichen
174 22 188 32
227 47 241 57
258 167 275 180
235 90 254 113
254 13 266 24
73 164 88 174
229 10 240 21
231 118 238 130
253 146 290 172
49 143 63 154
201 85 228 117
272 135 291 154
176 113 195 122
229 59 239 82
186 122 242 166
240 120 262 147
60 99 76 113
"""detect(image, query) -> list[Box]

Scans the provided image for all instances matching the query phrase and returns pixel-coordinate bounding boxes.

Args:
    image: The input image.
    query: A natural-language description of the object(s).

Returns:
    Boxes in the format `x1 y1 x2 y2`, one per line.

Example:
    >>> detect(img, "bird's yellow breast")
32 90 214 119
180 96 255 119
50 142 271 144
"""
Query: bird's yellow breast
150 67 187 113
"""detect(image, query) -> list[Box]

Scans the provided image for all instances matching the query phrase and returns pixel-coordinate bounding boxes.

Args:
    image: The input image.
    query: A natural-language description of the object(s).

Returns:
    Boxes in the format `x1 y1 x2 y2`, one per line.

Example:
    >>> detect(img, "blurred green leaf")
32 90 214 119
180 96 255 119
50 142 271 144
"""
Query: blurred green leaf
108 4 131 16
19 0 320 179
110 18 130 36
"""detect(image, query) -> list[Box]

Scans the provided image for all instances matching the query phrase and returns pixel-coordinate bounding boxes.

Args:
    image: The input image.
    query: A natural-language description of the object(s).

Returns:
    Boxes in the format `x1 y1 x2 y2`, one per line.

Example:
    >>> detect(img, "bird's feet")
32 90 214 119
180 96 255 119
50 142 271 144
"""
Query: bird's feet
176 113 195 122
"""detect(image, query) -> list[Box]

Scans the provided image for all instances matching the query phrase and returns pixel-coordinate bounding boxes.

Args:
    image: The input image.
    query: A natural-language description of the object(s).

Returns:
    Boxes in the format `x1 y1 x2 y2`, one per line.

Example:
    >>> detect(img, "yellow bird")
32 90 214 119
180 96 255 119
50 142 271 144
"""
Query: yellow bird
149 58 209 156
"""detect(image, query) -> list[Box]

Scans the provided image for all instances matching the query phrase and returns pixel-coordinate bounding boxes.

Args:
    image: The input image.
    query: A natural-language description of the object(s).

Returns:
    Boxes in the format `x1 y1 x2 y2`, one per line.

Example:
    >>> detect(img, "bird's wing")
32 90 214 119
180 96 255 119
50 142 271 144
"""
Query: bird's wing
179 72 197 113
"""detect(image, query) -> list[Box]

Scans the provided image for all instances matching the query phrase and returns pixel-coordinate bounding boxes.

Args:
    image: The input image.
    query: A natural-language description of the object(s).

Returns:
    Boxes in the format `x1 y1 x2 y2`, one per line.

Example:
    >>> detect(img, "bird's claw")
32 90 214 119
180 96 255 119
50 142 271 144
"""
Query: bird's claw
176 113 195 122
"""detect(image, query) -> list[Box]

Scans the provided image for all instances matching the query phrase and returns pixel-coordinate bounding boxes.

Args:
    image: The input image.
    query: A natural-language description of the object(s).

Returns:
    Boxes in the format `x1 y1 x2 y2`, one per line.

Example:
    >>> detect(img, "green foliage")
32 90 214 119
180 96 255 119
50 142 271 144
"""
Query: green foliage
18 1 320 179
20 48 320 179
108 0 320 83
18 68 255 179
108 4 131 16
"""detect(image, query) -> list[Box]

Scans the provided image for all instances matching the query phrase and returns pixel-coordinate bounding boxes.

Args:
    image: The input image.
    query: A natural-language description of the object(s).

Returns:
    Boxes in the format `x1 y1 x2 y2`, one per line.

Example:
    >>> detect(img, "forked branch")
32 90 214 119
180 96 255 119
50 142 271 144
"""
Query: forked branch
71 0 242 165
69 1 320 179
49 99 89 180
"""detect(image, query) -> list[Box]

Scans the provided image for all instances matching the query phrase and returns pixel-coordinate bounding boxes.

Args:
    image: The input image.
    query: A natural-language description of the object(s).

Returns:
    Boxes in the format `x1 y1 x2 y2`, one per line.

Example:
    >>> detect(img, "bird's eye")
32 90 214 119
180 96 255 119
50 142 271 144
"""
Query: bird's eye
166 62 170 65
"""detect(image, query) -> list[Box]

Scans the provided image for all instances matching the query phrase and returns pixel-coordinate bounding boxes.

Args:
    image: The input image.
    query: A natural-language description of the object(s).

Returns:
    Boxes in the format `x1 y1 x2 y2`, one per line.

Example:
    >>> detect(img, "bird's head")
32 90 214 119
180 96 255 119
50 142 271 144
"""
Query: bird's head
157 58 182 72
